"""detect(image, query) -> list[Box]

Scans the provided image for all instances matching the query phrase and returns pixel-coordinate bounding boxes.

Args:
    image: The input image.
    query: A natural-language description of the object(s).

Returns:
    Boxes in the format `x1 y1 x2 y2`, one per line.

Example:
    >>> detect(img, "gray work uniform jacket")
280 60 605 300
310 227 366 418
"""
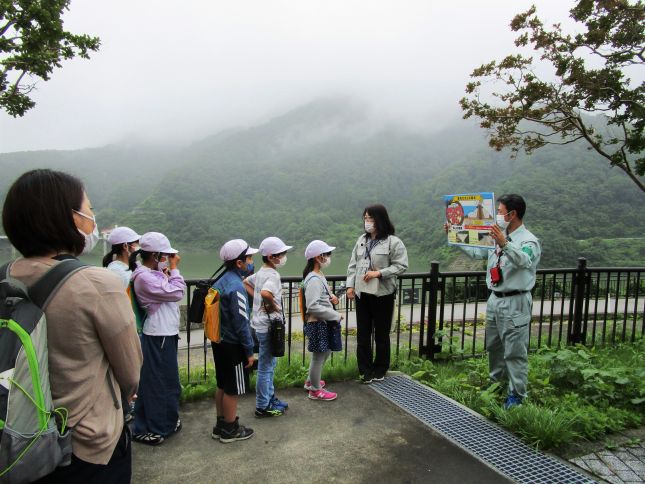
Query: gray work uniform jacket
346 234 408 297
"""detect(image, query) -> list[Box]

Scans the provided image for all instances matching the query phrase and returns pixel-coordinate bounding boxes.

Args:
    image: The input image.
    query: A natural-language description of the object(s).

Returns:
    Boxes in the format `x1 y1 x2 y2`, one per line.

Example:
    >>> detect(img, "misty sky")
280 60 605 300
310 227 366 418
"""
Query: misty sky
0 0 572 153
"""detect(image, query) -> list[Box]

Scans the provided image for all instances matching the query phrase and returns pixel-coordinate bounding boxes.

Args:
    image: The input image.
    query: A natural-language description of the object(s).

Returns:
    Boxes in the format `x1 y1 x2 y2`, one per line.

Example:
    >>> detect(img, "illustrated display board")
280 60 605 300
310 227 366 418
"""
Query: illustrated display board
444 192 496 249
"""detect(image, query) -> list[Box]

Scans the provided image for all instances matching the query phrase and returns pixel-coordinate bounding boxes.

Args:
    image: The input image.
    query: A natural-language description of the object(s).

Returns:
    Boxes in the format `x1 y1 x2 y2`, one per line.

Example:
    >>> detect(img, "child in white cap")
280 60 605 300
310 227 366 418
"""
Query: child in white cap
102 226 141 288
130 232 186 446
302 240 342 401
211 239 257 443
243 236 292 417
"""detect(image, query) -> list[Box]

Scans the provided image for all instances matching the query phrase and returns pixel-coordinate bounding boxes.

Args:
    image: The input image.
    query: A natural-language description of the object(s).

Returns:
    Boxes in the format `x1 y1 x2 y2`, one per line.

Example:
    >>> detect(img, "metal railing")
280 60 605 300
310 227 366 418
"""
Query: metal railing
181 258 645 377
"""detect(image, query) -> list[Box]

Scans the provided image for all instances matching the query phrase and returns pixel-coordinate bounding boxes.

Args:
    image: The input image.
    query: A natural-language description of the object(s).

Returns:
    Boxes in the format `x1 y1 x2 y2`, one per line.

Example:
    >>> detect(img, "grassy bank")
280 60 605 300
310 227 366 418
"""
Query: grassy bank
179 339 644 451
397 339 644 450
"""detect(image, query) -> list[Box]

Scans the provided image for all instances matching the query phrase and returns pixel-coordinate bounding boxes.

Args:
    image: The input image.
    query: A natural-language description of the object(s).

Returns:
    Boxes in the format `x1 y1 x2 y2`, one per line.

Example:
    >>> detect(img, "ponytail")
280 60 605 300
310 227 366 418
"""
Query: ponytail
102 245 121 268
128 249 142 272
302 258 316 279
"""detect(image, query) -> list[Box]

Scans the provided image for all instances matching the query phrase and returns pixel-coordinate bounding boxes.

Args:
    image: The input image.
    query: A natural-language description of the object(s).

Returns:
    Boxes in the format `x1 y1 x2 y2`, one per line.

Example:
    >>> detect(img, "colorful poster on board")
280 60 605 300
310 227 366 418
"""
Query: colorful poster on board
444 192 496 249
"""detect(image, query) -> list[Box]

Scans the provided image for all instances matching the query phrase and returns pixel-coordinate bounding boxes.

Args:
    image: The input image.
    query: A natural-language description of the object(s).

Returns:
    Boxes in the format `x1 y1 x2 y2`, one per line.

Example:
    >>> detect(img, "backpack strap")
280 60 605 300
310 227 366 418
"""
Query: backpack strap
29 259 89 310
0 261 12 281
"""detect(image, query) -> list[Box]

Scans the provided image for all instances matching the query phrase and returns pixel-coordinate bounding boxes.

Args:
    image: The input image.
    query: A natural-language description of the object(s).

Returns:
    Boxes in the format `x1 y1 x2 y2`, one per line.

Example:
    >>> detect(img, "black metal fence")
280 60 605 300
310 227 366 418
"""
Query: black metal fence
181 258 645 376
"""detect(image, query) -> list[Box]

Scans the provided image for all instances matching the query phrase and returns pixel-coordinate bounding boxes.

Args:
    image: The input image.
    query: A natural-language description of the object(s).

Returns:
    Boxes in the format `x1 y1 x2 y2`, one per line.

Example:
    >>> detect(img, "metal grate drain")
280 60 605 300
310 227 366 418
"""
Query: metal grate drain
370 375 595 484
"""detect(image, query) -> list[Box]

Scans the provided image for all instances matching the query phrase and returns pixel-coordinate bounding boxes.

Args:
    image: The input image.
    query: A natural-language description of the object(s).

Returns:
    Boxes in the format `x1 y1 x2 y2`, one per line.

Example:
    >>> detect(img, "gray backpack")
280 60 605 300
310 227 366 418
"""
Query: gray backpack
0 259 87 484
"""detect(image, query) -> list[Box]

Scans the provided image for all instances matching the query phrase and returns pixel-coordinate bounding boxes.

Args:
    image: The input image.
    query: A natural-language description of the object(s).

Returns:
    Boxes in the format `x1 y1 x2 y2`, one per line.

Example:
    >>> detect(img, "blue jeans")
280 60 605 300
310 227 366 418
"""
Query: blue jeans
255 330 277 409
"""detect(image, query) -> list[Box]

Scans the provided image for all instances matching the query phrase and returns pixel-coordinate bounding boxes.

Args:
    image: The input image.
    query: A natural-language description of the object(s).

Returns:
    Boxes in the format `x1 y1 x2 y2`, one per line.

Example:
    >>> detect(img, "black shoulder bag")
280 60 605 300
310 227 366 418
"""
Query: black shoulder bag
187 264 225 326
262 299 285 357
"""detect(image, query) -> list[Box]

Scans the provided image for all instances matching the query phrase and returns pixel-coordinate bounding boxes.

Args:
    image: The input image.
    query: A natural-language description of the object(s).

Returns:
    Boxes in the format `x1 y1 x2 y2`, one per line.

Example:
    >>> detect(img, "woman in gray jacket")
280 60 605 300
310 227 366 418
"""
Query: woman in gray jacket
346 204 408 383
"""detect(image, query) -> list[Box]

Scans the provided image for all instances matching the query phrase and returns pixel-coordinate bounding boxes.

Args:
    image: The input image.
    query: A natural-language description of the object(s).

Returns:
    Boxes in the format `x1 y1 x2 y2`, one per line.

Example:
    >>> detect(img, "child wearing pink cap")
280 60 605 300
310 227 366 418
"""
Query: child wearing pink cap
301 240 342 401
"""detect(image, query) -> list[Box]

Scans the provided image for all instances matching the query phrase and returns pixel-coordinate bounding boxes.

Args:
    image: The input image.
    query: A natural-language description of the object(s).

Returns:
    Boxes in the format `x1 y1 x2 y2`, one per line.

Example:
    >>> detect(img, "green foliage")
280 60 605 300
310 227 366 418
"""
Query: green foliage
490 403 579 450
398 339 644 450
461 1 645 192
0 0 100 116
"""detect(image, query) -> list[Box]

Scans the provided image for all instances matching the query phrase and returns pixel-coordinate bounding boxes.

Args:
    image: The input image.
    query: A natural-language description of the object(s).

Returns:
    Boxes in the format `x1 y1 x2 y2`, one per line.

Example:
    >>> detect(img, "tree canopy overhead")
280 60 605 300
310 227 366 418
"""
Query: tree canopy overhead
0 0 100 117
460 0 645 192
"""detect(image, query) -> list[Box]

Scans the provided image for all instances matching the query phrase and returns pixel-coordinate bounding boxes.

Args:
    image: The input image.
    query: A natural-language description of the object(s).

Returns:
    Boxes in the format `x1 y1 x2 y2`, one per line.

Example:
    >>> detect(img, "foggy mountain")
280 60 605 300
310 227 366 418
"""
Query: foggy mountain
1 98 643 267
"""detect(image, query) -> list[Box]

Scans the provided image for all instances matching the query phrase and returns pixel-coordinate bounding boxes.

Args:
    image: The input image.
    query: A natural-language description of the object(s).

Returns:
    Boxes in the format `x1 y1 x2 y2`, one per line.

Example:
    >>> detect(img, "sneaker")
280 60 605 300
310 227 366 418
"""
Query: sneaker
132 432 164 446
371 374 385 382
360 374 373 384
303 380 326 391
173 419 182 434
212 417 238 439
271 395 289 411
308 389 337 401
124 412 134 424
503 394 523 410
254 405 284 418
219 423 254 443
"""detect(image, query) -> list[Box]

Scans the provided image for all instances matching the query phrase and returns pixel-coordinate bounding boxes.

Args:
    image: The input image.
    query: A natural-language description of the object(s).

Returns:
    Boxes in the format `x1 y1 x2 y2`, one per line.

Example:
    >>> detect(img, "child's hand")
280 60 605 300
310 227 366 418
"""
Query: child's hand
245 356 256 368
330 294 339 305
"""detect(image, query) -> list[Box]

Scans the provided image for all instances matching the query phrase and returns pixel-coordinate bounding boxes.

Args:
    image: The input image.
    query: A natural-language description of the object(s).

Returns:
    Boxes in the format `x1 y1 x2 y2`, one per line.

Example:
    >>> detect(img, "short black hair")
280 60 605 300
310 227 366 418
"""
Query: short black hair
363 204 395 239
497 194 526 219
2 169 86 257
262 251 287 264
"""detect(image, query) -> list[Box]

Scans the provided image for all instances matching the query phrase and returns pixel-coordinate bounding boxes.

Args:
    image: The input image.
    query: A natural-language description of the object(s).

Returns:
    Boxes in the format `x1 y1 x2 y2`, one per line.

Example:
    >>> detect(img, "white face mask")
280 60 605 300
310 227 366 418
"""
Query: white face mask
496 214 510 230
364 222 375 233
74 210 99 254
157 256 169 272
320 256 331 269
275 255 287 267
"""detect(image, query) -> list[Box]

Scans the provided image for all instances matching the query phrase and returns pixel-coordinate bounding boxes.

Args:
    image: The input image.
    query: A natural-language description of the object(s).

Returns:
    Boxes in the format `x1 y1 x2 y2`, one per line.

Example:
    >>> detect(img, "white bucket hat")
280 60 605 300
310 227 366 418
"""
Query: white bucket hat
139 232 178 254
304 240 336 259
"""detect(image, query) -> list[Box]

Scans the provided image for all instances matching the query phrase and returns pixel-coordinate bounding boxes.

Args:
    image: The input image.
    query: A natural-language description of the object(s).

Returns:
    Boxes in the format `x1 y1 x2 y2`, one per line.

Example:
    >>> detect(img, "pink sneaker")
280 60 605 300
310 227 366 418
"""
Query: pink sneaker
303 380 326 391
308 389 337 401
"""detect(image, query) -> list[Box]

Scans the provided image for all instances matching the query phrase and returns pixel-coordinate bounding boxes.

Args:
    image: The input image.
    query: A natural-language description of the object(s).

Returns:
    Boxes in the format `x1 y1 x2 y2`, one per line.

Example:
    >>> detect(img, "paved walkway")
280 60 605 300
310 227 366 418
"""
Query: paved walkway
570 444 645 483
132 380 511 483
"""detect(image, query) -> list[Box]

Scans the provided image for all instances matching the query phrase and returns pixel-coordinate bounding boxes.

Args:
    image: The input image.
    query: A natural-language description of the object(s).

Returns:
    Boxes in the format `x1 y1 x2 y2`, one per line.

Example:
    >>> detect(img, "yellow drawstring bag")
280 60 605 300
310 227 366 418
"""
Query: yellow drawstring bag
203 287 222 342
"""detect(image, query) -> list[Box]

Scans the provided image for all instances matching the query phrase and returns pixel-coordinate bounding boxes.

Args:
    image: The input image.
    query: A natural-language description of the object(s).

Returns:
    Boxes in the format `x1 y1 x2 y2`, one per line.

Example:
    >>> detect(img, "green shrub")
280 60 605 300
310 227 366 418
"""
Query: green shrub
490 403 579 450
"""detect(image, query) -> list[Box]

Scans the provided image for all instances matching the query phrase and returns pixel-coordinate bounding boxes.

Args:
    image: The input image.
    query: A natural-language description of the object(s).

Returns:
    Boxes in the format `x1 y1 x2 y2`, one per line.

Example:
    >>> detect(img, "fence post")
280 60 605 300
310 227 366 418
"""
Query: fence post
569 257 587 345
426 261 440 360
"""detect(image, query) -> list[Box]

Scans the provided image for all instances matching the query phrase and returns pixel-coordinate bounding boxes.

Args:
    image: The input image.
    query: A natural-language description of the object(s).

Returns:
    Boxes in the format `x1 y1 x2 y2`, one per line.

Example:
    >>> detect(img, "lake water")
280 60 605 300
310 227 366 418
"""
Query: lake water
78 249 427 280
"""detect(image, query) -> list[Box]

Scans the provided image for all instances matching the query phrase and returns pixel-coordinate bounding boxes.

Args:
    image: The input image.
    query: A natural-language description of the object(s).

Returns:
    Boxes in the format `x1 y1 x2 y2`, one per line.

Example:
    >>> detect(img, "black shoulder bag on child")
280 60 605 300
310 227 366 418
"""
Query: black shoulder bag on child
187 264 226 326
262 299 285 357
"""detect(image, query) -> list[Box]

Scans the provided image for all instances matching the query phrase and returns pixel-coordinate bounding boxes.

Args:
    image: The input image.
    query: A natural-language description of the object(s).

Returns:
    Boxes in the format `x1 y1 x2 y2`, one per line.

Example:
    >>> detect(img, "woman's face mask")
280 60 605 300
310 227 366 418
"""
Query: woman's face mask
319 256 331 269
73 209 99 254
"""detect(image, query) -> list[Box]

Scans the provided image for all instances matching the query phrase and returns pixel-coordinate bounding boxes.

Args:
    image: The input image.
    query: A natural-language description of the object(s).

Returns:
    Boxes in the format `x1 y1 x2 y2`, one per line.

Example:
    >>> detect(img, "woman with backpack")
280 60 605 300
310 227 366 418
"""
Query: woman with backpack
129 232 186 446
346 204 408 384
102 226 141 288
301 240 342 401
1 169 142 483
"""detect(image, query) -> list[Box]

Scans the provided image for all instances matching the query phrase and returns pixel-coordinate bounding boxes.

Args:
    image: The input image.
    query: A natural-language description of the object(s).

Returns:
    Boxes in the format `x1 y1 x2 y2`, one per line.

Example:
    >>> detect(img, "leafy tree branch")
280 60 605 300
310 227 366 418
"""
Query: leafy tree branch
461 0 645 192
0 0 100 117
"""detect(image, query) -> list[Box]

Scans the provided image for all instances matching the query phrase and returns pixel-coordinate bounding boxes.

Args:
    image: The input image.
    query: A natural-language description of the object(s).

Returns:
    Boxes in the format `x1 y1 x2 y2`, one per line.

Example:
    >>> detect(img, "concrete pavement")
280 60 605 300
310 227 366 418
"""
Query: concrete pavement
131 380 511 483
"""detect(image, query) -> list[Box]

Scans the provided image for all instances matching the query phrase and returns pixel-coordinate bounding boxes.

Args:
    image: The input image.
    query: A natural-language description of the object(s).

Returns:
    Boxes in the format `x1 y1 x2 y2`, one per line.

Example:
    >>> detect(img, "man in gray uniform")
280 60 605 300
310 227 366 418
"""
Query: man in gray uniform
452 194 541 409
